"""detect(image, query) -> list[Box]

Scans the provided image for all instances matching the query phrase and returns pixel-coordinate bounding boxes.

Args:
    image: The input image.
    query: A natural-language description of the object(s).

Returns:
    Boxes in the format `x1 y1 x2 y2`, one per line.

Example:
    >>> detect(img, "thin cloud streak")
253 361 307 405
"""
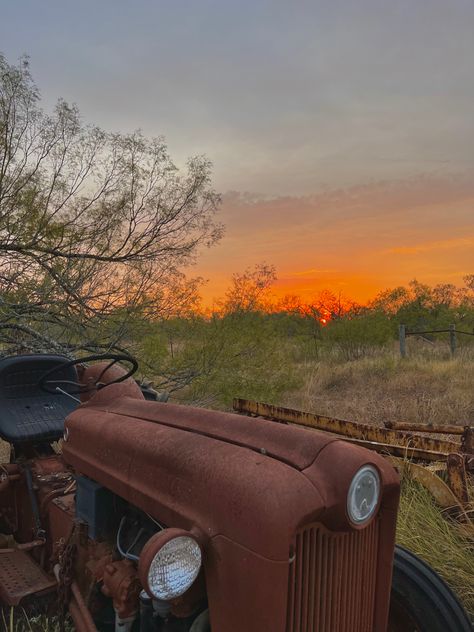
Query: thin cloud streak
386 237 474 256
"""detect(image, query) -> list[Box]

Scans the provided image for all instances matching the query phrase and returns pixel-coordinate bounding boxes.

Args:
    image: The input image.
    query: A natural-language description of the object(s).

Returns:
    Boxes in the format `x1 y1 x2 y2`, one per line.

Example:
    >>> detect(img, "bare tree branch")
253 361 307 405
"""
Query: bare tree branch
0 54 222 354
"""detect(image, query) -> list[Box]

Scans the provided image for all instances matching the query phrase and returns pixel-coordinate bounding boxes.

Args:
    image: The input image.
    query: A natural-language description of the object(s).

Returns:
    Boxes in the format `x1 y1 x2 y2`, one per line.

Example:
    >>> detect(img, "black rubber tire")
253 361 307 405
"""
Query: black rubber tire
189 609 210 632
388 545 473 632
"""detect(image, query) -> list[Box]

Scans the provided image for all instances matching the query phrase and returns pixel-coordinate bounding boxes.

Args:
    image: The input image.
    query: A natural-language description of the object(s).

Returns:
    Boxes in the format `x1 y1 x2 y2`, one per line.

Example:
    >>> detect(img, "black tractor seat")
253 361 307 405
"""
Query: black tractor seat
0 354 79 444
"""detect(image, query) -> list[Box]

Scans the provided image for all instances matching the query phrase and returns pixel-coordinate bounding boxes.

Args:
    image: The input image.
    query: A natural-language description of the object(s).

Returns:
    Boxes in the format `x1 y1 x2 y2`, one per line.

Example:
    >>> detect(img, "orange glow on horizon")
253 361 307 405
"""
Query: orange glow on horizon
192 176 474 310
196 268 472 311
197 272 396 310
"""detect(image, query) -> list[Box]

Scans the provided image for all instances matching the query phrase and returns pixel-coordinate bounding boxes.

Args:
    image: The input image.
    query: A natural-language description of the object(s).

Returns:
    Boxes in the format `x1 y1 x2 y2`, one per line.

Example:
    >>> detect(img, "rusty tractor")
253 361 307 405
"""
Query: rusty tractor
0 352 471 632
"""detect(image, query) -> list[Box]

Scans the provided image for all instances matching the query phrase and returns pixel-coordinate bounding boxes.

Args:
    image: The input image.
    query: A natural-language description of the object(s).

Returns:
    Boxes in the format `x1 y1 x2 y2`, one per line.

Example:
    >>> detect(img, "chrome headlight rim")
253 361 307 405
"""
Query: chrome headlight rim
346 464 381 526
138 528 202 601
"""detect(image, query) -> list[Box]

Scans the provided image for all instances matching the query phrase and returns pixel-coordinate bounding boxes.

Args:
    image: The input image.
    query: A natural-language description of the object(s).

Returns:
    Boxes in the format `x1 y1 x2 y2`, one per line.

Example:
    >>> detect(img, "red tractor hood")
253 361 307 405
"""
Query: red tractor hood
63 384 397 561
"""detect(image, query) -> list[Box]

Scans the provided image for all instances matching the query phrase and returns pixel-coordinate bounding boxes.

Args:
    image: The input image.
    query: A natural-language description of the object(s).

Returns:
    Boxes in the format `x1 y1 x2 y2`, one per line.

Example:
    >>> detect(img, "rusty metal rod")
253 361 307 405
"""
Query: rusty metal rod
234 399 460 456
0 539 45 554
70 582 98 632
340 437 451 462
69 600 98 632
446 454 470 506
40 489 67 515
384 421 468 435
387 456 466 511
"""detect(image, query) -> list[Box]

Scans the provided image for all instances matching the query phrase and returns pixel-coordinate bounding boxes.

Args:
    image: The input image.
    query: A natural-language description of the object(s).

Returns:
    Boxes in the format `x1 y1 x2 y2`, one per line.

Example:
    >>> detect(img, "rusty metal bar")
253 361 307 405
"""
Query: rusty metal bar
384 421 467 435
233 399 461 457
0 539 45 554
462 427 474 455
336 437 450 462
446 454 470 506
70 582 98 632
387 457 466 512
70 600 98 632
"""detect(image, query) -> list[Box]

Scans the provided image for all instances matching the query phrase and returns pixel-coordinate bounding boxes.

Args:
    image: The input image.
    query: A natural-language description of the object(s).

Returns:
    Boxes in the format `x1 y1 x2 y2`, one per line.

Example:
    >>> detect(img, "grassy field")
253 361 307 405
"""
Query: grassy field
279 343 474 427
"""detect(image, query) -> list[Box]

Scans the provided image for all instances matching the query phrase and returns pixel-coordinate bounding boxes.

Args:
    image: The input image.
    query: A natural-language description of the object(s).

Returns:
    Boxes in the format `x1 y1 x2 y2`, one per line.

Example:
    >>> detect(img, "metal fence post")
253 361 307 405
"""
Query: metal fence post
449 324 456 356
399 324 406 358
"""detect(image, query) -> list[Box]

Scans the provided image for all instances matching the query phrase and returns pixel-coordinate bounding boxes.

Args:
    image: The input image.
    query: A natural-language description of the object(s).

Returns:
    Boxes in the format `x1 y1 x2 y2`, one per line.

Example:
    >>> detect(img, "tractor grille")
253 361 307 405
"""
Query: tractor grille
286 519 380 632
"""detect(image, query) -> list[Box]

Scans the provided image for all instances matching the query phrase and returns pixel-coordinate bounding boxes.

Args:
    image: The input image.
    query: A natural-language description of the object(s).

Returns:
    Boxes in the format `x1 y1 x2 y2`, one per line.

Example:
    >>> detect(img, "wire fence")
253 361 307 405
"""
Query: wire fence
399 324 474 357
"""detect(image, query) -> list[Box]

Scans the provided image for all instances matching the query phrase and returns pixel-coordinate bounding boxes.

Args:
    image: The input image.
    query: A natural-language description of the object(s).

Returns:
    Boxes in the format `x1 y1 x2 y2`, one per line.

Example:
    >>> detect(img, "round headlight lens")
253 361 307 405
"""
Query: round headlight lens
347 465 380 525
144 534 202 600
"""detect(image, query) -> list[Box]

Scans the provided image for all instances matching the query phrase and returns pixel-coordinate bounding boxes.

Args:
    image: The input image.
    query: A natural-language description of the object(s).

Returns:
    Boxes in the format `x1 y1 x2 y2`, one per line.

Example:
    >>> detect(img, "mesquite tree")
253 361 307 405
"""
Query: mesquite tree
0 55 222 355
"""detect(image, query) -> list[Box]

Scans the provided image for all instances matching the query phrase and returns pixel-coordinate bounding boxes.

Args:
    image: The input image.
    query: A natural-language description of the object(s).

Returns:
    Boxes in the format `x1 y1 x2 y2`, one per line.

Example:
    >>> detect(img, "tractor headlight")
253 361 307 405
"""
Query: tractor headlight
347 465 380 525
138 529 202 601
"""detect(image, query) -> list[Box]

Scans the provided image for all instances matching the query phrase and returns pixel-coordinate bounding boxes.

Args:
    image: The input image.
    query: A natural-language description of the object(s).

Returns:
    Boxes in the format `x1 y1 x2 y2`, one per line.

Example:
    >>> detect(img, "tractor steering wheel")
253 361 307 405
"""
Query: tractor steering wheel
38 353 139 395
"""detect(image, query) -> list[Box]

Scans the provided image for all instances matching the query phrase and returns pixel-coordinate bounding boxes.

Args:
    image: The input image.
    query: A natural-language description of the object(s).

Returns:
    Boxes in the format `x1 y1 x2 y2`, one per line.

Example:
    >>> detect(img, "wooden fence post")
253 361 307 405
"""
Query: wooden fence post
399 324 406 358
449 324 456 356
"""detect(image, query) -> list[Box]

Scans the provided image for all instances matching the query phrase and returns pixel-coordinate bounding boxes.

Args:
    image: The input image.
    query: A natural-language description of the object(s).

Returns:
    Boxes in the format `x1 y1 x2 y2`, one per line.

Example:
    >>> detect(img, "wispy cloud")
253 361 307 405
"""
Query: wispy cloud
386 236 474 255
290 268 336 277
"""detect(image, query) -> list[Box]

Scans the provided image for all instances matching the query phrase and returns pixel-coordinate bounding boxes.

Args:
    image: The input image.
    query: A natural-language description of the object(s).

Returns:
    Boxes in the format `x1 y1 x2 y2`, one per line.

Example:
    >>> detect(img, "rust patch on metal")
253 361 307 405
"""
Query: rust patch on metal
71 582 98 630
69 591 99 632
101 559 141 619
0 549 56 605
49 493 75 563
339 437 449 461
384 421 468 436
446 453 470 506
388 457 466 513
234 399 460 459
461 427 474 455
32 455 70 476
287 520 379 632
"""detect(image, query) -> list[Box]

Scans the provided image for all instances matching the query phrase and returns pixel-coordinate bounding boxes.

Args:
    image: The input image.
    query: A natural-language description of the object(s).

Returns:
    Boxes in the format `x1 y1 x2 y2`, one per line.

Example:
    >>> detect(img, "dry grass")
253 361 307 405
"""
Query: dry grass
0 611 70 632
396 475 474 617
282 344 474 427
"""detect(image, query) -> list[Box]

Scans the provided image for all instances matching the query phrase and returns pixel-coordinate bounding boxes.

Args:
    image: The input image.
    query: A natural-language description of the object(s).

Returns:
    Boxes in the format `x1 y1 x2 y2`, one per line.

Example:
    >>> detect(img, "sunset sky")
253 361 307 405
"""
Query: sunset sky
2 1 474 305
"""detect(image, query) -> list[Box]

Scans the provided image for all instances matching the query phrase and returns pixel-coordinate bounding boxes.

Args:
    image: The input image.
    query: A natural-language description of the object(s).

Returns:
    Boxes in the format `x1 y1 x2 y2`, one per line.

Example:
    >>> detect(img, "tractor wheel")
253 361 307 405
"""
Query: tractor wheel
189 609 210 632
388 545 472 632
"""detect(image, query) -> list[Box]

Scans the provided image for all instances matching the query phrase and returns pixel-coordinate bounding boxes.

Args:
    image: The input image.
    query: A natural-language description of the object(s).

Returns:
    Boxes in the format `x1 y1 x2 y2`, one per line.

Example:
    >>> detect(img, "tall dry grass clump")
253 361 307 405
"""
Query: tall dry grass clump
396 475 474 617
0 610 71 632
